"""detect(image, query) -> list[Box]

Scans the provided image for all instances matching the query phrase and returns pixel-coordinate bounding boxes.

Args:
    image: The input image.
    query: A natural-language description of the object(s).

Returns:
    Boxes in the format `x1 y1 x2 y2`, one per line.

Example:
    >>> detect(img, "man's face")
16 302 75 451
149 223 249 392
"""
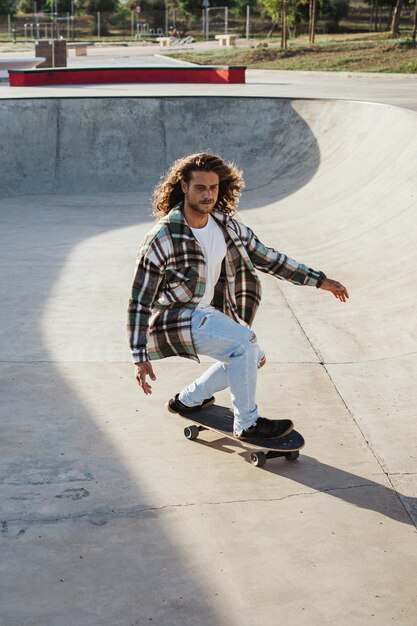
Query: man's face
181 170 220 216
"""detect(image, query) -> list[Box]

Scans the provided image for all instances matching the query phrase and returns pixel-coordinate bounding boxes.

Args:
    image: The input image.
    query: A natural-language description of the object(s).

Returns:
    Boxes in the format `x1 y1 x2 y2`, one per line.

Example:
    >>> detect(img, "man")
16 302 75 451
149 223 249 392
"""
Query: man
128 152 349 440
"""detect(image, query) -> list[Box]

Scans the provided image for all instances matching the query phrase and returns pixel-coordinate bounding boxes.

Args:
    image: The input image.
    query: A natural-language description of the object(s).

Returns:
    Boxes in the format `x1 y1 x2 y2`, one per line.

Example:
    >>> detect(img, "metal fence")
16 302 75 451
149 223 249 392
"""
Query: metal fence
0 9 328 43
0 5 415 43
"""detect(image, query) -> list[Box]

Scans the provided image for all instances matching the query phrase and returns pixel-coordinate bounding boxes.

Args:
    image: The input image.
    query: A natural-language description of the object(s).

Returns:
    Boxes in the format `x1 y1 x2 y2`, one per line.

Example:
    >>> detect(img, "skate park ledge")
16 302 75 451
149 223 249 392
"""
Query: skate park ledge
8 65 246 87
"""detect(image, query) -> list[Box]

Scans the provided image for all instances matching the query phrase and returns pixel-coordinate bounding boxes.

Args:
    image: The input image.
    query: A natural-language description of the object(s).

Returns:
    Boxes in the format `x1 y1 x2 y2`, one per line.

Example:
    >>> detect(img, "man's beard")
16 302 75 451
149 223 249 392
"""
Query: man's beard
187 198 215 214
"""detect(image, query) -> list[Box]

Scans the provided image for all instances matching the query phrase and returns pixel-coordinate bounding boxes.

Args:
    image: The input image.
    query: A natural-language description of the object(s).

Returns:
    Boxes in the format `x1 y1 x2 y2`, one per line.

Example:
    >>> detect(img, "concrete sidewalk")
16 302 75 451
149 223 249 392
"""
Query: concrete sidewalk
1 78 417 624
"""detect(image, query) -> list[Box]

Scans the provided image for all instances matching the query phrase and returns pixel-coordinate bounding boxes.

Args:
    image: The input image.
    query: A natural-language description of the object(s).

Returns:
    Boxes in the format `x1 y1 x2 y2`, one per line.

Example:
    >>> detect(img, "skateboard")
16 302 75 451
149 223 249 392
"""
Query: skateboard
178 404 304 468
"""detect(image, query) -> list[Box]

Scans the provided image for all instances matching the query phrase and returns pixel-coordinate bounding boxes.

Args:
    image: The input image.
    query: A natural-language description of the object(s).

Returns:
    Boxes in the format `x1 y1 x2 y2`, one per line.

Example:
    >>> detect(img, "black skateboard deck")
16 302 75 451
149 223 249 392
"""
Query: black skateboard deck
178 404 304 467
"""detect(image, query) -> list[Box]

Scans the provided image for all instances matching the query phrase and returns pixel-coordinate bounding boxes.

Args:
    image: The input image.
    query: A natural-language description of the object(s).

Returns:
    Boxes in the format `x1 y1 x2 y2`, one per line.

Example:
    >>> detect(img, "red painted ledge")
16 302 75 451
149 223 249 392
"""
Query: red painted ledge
8 65 246 87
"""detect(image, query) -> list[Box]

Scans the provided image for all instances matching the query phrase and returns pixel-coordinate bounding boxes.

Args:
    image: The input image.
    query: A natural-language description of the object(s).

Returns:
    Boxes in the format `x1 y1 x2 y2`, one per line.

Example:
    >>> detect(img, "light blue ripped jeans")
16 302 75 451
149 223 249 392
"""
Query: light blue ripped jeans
178 308 265 436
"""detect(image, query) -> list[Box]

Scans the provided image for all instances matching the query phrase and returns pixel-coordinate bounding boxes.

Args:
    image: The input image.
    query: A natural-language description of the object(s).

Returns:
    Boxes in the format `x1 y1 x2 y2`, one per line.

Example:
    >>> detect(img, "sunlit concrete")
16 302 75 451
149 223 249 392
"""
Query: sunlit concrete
3 73 417 113
1 85 417 625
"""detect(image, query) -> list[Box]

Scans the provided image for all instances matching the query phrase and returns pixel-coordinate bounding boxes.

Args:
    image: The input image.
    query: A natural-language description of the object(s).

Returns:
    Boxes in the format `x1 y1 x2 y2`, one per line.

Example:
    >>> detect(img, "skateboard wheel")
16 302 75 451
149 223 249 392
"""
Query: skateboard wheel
184 425 200 440
285 451 300 461
250 451 266 467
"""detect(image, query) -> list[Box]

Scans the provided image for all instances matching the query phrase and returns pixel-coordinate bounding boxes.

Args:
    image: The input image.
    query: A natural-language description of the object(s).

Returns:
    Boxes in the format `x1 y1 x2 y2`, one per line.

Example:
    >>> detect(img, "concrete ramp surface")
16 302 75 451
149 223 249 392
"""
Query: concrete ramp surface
1 96 417 625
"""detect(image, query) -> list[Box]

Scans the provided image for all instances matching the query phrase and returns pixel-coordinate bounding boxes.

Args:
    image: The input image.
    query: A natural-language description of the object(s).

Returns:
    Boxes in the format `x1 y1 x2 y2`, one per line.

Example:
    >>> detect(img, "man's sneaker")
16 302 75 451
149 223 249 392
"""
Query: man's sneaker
166 394 215 415
234 417 294 440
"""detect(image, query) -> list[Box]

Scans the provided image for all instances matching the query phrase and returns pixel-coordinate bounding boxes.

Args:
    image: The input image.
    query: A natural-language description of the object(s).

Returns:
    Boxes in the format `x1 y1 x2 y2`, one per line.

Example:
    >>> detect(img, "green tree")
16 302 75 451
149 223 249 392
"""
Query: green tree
388 0 416 35
0 0 17 14
177 0 226 15
79 0 119 34
363 0 413 33
391 0 403 33
44 0 74 12
260 0 281 23
176 0 256 18
16 0 34 13
298 0 349 37
84 0 118 11
321 0 349 30
232 0 258 17
260 0 306 46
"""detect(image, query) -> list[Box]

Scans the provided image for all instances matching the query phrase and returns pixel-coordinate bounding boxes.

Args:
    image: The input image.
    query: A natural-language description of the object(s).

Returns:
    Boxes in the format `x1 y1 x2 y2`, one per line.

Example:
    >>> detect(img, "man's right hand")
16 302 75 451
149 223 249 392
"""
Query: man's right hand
320 278 349 303
134 362 156 395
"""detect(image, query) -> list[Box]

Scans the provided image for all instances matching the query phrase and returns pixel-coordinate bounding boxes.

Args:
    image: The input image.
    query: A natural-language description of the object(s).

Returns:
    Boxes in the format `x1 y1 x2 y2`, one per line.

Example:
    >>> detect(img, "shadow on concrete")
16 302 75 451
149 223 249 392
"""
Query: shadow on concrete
263 456 415 527
188 434 414 527
0 192 227 623
0 95 351 623
0 365 226 625
179 406 413 527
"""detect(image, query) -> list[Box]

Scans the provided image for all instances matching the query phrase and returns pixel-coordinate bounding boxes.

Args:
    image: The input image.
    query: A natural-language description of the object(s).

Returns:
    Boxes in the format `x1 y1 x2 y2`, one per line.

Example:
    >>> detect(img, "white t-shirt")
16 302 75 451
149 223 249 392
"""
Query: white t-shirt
190 215 227 310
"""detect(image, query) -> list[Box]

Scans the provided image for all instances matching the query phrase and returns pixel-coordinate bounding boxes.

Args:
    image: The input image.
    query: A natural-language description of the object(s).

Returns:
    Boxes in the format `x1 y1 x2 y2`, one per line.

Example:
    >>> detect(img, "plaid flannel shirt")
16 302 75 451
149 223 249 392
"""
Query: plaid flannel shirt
127 206 325 363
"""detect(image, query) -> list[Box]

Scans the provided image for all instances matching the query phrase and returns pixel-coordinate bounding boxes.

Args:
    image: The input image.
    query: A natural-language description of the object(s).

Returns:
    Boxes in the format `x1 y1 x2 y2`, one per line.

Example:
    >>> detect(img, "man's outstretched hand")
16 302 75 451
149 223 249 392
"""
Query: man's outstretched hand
320 278 349 303
135 361 156 395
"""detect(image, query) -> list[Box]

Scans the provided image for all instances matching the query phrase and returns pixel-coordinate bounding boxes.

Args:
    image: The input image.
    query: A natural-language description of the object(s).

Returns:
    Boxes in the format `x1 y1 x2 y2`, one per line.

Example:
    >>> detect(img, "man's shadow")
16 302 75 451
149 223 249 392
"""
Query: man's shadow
189 405 415 527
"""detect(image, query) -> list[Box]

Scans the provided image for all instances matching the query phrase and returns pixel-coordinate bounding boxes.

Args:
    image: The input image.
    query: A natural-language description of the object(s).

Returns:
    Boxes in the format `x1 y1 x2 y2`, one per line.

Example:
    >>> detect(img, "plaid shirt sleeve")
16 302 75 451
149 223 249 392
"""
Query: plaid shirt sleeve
127 250 166 363
234 221 326 287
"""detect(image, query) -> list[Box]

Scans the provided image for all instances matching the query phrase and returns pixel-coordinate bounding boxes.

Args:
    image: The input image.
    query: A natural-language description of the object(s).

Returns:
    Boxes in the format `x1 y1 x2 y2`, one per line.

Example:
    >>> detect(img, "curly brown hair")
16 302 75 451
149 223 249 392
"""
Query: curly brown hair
152 152 245 219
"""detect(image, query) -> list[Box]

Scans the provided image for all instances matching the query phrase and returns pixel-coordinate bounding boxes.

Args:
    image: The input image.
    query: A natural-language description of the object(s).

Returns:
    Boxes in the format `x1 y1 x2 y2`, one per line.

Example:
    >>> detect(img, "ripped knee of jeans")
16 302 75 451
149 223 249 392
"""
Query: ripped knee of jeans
249 333 266 368
198 313 211 329
258 353 266 369
249 333 265 366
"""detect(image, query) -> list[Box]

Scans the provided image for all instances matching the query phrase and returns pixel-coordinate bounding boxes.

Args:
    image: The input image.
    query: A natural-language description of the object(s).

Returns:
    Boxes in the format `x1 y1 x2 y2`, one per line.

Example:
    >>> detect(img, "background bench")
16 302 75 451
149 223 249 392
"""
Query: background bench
215 34 239 47
67 42 94 56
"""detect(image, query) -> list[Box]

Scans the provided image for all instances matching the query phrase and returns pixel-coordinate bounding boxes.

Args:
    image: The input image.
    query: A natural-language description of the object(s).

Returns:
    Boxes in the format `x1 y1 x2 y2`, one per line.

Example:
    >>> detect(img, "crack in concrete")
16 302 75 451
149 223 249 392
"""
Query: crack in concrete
275 287 417 529
389 472 417 477
2 482 379 529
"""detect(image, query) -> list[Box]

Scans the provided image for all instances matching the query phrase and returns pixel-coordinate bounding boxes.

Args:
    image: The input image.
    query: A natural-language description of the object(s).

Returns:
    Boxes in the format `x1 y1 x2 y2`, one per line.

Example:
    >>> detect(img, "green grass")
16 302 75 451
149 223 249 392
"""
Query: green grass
386 60 417 72
169 34 417 73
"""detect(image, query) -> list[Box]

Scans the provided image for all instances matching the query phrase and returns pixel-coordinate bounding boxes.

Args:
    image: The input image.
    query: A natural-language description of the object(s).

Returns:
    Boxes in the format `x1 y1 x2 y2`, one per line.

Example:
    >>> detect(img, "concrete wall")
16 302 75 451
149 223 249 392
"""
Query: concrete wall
0 96 320 197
